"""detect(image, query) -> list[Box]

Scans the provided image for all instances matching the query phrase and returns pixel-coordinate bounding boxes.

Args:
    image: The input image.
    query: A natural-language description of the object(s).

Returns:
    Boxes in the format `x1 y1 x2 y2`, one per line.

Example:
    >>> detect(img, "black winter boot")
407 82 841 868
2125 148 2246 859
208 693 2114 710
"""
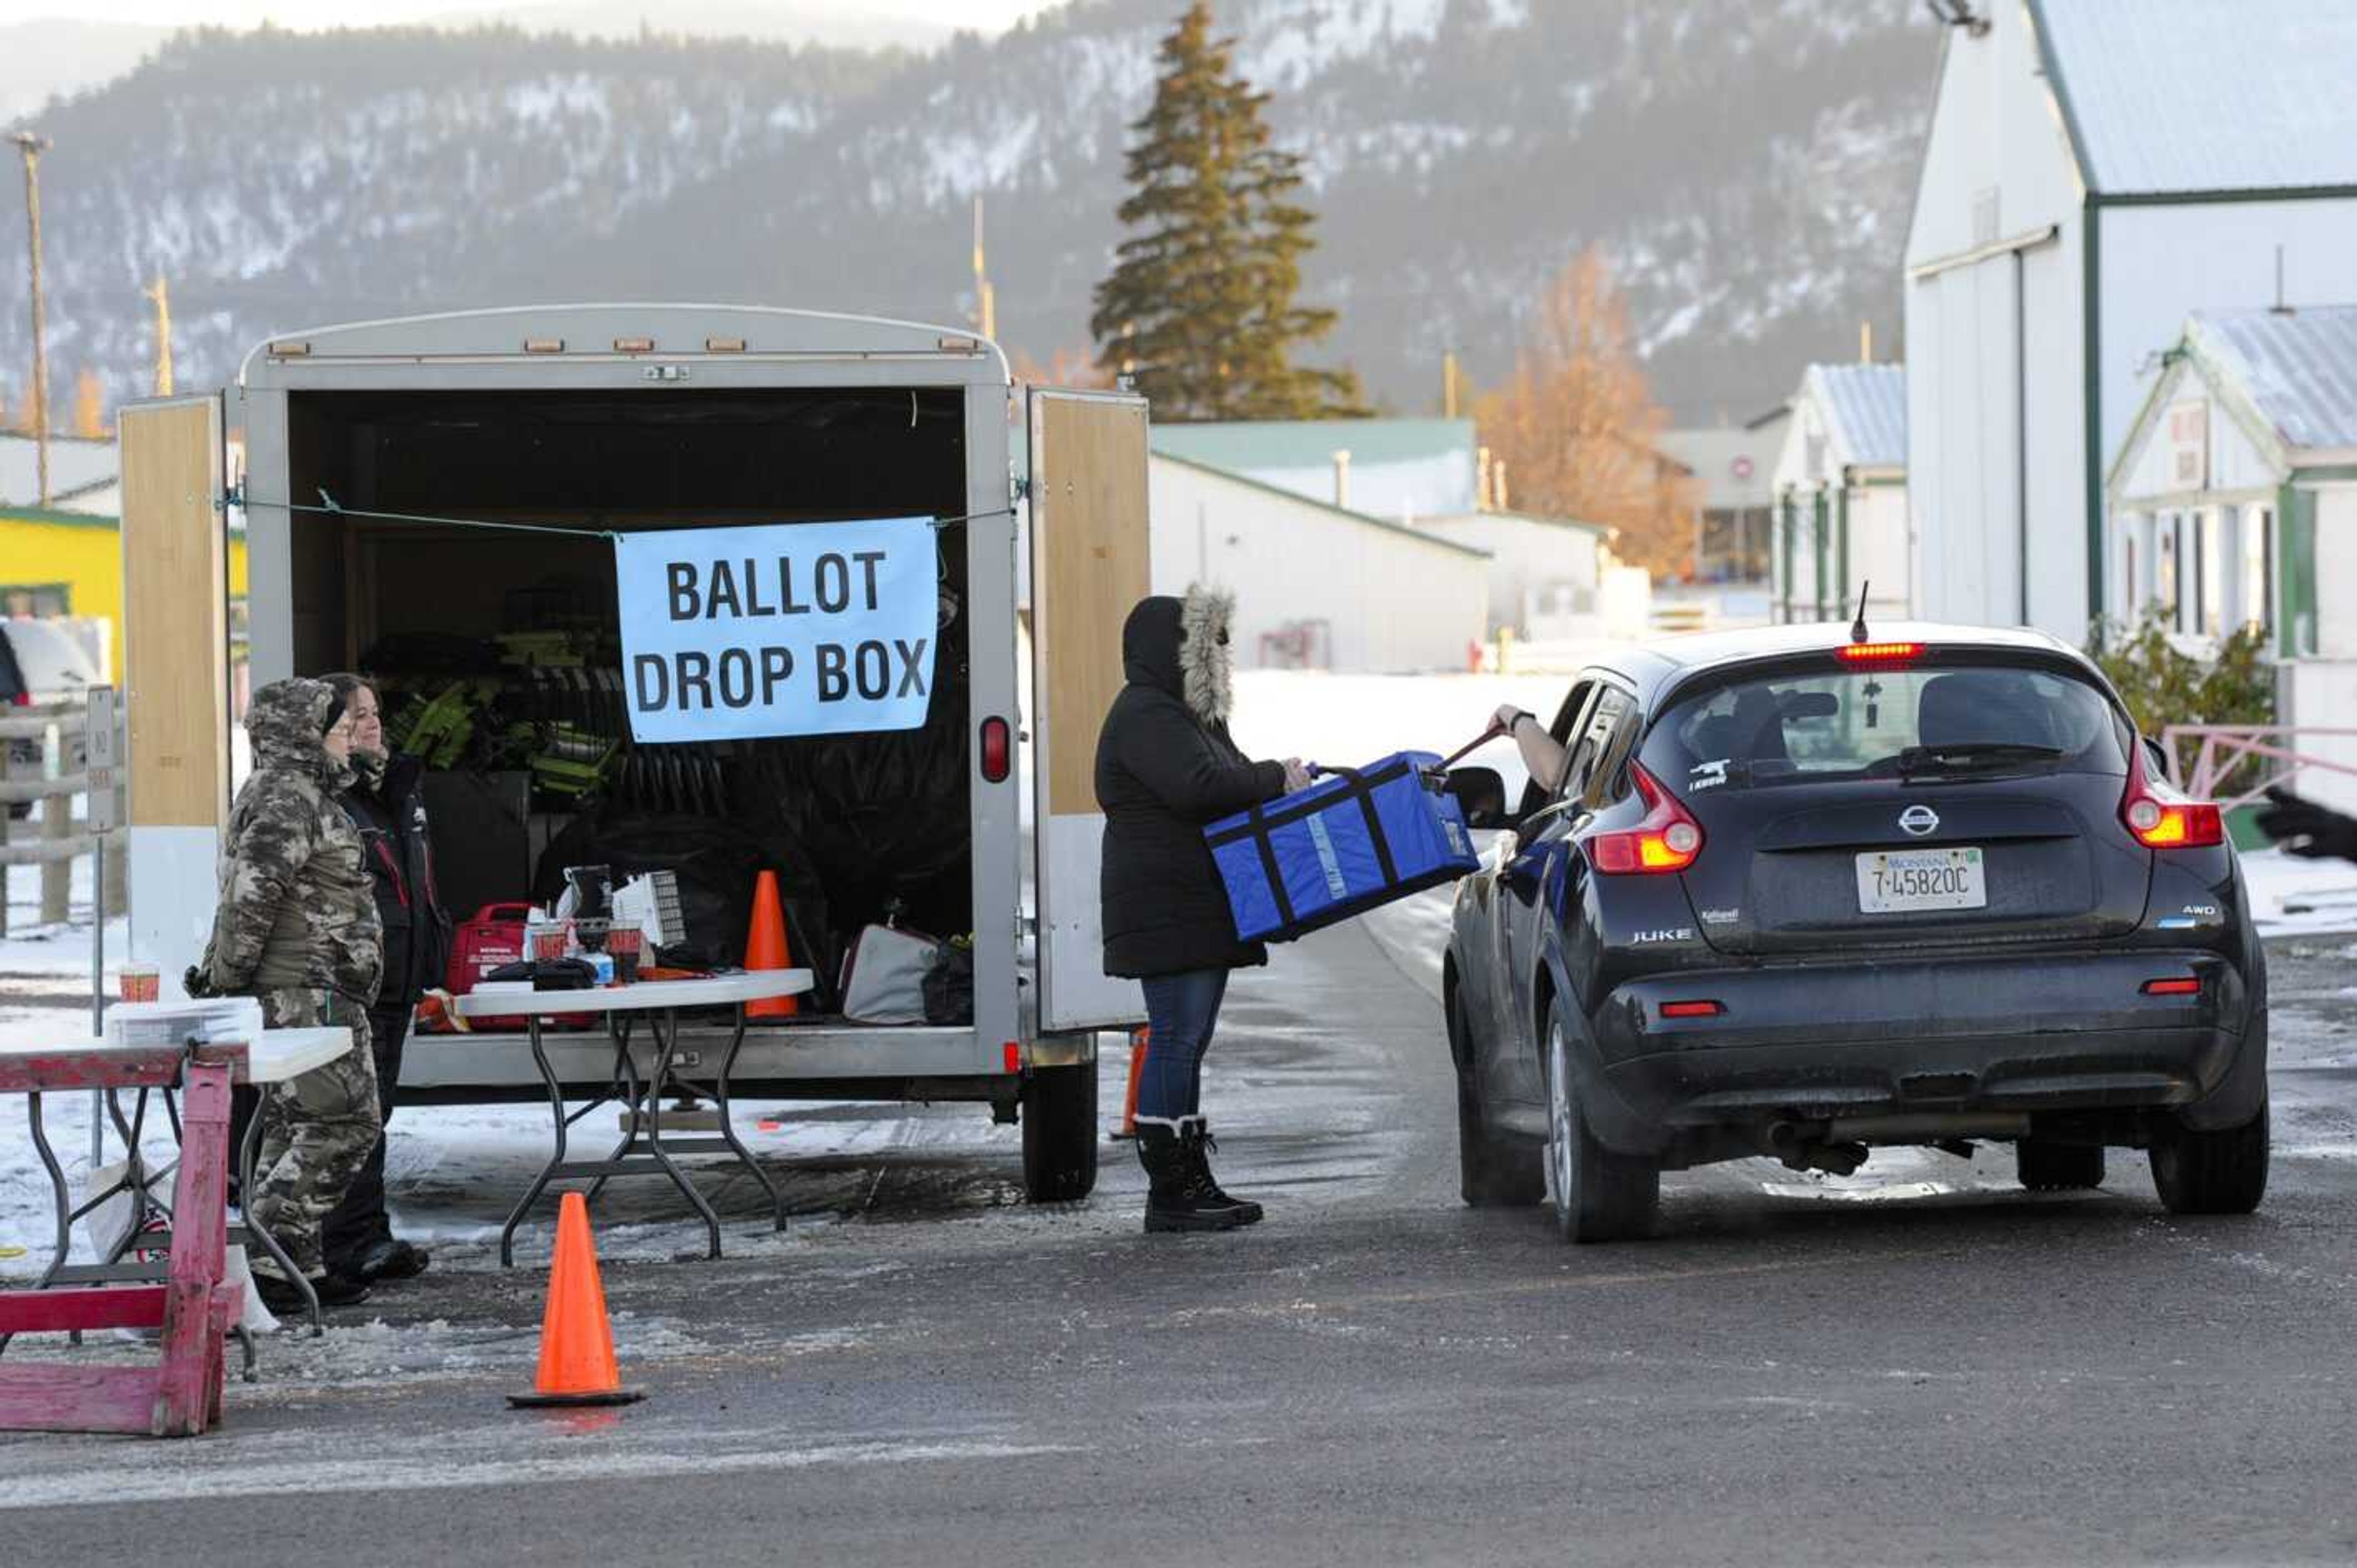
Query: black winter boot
1136 1121 1250 1233
1182 1118 1263 1226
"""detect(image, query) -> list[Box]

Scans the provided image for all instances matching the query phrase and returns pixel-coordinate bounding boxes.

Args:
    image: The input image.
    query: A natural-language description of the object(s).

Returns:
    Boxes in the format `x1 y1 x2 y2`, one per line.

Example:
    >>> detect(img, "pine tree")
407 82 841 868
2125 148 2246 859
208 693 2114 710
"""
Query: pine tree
1090 2 1363 422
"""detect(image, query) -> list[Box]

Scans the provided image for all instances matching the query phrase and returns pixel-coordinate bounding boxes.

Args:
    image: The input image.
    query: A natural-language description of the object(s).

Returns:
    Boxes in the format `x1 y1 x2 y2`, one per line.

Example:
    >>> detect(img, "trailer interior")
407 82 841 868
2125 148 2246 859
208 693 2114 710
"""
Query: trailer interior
281 387 976 1027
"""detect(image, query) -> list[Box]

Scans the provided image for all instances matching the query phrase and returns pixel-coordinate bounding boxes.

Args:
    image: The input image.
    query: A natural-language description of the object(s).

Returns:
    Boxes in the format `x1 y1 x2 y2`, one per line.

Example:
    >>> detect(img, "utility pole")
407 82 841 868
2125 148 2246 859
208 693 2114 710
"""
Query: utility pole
10 129 52 506
145 275 172 395
1442 350 1460 419
971 195 995 342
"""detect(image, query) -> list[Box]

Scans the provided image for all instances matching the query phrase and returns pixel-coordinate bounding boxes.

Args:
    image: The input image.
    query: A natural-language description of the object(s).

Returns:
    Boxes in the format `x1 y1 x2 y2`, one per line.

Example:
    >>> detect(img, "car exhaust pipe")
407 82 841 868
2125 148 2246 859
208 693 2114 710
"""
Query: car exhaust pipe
1763 1121 1870 1176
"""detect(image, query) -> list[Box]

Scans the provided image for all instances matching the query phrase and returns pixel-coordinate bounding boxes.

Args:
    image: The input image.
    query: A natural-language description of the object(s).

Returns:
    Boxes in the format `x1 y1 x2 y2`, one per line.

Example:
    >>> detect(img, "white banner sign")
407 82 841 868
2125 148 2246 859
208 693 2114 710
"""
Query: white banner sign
616 518 939 742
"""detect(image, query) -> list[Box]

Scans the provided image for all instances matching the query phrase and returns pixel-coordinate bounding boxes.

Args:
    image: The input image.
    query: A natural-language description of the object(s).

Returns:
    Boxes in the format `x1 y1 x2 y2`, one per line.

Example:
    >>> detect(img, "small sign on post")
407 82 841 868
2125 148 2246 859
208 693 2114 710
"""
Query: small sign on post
86 686 120 835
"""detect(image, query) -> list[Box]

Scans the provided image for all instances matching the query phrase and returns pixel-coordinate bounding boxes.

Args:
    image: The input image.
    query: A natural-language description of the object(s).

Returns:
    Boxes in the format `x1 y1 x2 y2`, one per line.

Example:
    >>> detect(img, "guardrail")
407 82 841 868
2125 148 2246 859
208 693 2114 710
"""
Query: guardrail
2160 725 2357 811
0 698 125 935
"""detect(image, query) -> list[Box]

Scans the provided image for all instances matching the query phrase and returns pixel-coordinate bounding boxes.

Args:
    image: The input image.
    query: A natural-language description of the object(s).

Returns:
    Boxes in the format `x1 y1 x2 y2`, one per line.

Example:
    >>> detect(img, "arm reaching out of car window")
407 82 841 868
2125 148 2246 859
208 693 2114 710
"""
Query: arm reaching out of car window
1495 704 1566 795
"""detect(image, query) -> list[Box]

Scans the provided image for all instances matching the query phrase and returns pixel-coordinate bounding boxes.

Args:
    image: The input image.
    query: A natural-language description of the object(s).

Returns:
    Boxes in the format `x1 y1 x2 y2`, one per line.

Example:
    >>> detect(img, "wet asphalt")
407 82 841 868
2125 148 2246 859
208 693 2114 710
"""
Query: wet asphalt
8 922 2357 1566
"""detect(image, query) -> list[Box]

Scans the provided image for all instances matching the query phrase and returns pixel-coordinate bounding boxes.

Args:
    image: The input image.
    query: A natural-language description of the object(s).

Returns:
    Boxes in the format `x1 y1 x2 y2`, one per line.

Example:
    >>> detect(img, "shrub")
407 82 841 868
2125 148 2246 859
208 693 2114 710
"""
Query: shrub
2089 606 2275 790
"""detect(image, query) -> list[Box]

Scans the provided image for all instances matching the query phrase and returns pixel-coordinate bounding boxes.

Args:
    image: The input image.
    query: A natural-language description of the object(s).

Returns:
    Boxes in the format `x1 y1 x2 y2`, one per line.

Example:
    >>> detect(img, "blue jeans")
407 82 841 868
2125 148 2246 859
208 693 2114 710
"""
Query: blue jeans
1137 968 1231 1121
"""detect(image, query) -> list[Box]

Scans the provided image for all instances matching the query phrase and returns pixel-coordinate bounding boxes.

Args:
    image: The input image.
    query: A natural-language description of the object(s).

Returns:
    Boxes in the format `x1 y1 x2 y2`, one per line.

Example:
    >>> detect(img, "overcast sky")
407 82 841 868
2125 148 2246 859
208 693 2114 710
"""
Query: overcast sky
0 1 1056 28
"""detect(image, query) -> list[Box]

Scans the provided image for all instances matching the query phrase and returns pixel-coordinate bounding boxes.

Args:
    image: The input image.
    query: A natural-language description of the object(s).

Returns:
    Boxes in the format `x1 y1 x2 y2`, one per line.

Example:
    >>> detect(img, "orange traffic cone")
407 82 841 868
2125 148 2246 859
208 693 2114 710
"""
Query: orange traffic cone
508 1192 645 1409
1112 1025 1150 1141
745 870 798 1019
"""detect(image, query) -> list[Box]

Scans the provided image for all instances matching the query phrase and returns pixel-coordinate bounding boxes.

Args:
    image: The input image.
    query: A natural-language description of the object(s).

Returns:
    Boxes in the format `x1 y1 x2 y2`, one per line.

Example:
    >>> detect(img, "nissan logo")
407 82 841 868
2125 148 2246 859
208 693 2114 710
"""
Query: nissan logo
1899 805 1940 838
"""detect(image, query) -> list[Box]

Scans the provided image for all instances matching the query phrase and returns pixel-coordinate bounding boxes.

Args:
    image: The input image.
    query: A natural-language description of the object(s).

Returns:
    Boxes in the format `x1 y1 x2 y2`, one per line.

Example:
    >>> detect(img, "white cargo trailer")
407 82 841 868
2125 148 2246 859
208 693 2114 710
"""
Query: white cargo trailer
115 304 1154 1202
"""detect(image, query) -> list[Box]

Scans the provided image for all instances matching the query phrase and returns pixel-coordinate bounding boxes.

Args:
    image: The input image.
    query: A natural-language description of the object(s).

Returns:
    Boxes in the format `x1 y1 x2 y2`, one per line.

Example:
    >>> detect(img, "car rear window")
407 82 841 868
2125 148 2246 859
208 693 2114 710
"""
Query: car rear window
1641 661 2130 794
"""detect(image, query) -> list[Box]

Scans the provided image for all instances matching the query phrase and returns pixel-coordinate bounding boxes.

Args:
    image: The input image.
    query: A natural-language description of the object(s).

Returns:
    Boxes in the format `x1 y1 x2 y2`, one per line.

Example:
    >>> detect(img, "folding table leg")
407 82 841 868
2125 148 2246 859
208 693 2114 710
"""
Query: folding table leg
238 1086 320 1335
712 1007 785 1230
501 1018 571 1269
640 1012 724 1260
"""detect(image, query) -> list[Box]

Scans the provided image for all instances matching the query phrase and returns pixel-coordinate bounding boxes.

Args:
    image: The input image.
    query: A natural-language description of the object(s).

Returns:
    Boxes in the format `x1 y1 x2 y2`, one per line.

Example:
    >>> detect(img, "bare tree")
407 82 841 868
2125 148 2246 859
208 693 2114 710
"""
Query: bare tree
1476 249 1699 576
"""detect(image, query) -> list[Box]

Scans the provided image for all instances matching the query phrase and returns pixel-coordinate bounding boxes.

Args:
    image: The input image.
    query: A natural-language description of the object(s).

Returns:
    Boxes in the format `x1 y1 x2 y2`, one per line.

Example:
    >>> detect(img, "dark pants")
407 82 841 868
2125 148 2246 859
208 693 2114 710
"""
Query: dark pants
1136 968 1230 1121
321 1001 413 1272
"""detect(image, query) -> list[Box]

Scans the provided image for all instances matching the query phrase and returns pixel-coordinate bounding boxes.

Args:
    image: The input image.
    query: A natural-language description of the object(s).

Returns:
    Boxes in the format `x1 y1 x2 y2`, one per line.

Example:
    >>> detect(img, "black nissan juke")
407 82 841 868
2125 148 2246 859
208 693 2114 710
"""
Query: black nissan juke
1442 622 2269 1242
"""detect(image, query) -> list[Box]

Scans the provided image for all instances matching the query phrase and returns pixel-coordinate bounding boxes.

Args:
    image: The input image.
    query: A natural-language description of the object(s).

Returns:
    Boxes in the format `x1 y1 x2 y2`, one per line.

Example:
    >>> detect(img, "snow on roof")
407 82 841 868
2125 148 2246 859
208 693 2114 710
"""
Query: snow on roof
1150 418 1479 516
1805 364 1908 471
2190 306 2357 454
0 433 117 509
2036 0 2357 196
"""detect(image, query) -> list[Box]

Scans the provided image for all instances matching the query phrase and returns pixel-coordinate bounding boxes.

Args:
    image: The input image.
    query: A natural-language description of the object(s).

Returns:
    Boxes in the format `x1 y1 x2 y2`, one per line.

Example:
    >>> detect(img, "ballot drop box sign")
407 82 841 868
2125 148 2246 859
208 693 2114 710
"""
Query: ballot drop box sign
617 519 939 741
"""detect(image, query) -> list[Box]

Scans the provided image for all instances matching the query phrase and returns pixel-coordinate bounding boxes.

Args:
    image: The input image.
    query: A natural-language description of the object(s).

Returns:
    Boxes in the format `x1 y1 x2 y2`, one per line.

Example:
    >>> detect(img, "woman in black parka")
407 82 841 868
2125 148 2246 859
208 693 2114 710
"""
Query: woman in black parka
1098 585 1308 1233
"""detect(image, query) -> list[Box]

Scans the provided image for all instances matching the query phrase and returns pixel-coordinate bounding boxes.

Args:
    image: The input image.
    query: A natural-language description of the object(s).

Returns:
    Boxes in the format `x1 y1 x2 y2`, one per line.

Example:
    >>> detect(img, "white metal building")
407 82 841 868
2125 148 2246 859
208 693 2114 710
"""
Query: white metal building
2107 305 2357 804
1149 451 1490 673
1414 508 1611 641
1904 0 2357 642
1657 415 1787 584
1771 364 1910 627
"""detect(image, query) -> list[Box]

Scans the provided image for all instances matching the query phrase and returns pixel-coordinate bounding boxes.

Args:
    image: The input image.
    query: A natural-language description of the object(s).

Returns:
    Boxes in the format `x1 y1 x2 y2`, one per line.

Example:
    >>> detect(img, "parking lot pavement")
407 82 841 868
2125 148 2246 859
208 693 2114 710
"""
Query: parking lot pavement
7 923 2357 1566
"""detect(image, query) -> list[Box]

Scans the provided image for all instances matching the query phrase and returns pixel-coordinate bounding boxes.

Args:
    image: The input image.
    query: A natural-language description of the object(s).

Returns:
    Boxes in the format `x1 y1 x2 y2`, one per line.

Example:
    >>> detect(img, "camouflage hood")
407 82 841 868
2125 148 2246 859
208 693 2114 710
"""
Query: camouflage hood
247 677 357 792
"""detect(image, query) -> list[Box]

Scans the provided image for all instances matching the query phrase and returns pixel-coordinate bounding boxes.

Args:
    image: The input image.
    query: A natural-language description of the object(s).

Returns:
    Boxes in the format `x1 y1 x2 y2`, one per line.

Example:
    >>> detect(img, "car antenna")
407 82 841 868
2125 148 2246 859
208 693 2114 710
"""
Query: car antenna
1849 581 1873 644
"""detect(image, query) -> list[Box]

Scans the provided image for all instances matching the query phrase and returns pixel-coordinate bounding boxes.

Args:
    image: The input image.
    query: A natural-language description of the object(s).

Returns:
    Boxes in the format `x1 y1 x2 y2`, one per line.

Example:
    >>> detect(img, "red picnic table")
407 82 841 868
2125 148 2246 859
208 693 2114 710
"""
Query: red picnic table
0 1028 347 1438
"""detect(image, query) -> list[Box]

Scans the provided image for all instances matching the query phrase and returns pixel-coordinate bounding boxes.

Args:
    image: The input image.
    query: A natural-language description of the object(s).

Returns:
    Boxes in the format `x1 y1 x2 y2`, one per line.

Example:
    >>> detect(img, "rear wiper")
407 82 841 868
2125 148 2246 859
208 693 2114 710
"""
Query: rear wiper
1894 742 2064 778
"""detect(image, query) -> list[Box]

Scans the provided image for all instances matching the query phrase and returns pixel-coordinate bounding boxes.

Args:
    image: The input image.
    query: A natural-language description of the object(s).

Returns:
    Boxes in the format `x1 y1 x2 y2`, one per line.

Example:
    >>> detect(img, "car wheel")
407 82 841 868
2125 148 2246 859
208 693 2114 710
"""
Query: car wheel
2150 1100 2269 1216
2016 1138 2105 1191
1453 988 1542 1207
1542 998 1658 1243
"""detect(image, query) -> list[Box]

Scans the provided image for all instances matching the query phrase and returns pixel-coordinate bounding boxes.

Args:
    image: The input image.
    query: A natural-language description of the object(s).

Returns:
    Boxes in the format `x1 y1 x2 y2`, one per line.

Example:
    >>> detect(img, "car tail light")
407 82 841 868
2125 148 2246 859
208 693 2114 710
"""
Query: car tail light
1658 1000 1724 1019
2142 977 2202 997
1584 763 1704 875
1836 641 1924 667
2120 741 2222 849
980 716 1011 782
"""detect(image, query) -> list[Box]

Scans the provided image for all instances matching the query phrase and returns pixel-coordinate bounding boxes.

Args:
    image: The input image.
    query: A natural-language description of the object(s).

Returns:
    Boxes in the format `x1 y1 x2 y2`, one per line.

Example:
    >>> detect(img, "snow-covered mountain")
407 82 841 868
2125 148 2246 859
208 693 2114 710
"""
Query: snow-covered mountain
0 0 1937 425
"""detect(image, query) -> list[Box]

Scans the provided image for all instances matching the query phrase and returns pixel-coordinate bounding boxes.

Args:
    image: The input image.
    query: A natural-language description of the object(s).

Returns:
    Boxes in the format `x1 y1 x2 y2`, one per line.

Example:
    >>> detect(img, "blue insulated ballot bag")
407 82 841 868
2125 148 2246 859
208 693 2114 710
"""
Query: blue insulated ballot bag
1204 751 1482 944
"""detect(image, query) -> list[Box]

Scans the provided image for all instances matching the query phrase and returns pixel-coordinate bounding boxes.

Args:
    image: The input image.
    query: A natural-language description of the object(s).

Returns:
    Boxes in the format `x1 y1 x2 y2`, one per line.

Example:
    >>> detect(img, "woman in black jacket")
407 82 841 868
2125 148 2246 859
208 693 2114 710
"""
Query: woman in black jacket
1097 586 1307 1233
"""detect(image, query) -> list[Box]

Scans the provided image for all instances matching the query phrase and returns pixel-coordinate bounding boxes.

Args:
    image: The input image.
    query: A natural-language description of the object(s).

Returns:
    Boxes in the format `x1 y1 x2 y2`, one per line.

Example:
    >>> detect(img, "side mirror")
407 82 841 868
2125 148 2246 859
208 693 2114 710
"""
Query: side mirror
1445 766 1512 830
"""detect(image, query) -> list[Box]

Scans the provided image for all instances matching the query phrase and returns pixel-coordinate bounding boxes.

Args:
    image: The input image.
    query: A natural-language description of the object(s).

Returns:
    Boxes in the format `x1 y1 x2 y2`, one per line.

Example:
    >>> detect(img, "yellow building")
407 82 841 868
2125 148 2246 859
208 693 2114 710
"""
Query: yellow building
0 507 250 679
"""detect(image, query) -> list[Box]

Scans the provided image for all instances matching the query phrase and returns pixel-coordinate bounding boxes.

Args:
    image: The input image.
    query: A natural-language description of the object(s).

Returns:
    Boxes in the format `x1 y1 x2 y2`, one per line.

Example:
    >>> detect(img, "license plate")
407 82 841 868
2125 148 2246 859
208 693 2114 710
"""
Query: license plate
1857 846 1986 914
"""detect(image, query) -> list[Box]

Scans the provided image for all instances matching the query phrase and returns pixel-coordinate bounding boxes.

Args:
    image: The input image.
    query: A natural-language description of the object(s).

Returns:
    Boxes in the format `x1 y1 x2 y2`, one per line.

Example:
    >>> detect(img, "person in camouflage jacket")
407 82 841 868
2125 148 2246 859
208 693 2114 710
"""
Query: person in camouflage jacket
196 676 385 1311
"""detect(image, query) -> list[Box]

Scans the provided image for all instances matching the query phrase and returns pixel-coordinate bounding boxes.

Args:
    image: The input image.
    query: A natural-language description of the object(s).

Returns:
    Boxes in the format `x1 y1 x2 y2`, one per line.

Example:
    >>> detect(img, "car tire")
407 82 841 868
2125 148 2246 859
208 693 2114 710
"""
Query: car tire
2150 1100 2269 1216
1021 1059 1099 1203
1542 998 1658 1242
2016 1138 2105 1191
1453 989 1542 1207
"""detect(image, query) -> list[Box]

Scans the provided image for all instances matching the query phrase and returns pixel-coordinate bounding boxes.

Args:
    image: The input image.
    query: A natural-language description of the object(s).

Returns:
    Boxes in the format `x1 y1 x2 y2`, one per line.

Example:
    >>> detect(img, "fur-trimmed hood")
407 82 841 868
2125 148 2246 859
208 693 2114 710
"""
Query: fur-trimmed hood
1120 584 1234 725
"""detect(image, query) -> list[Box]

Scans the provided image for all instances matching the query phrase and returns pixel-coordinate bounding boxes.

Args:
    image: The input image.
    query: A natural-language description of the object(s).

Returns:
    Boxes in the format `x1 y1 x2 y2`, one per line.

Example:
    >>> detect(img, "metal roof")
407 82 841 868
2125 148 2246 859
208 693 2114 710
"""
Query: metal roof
2035 0 2357 196
0 434 117 510
1149 450 1491 560
1805 364 1908 471
1149 417 1474 471
2189 306 2357 454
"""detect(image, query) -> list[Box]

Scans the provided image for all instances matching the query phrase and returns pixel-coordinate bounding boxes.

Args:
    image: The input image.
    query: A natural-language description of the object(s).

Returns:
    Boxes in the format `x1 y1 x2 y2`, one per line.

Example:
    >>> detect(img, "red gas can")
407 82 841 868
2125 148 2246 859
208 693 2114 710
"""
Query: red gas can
444 902 535 1032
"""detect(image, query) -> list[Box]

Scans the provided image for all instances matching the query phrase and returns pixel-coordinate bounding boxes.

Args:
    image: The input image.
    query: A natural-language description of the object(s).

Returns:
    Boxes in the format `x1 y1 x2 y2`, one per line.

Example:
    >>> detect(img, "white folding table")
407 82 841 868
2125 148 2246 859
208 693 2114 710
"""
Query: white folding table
452 971 813 1265
4 1025 356 1356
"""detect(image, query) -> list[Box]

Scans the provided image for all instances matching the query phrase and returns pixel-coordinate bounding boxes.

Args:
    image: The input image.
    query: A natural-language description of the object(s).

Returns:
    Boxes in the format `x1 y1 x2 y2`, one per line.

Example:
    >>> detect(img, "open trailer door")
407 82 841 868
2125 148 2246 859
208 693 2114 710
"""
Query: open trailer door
1029 388 1151 1033
116 393 233 993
